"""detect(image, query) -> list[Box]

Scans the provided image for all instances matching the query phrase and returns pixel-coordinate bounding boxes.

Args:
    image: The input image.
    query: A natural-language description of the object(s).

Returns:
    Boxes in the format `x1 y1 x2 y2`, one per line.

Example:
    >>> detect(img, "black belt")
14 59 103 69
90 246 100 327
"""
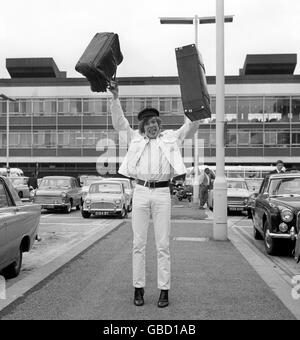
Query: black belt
136 179 170 188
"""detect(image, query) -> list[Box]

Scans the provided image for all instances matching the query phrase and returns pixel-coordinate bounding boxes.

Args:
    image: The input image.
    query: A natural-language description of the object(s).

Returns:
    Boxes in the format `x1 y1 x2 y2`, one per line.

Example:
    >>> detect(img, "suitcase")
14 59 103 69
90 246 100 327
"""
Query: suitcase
75 32 123 92
175 44 211 121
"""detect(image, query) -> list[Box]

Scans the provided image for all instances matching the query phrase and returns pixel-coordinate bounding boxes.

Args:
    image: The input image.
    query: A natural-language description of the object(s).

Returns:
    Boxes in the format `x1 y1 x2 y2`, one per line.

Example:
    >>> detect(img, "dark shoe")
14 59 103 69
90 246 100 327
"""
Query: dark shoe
157 289 169 308
134 287 144 306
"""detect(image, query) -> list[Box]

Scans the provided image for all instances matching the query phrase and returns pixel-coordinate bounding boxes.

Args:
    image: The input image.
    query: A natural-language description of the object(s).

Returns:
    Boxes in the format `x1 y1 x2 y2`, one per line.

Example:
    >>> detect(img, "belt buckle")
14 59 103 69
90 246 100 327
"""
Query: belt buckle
148 180 155 188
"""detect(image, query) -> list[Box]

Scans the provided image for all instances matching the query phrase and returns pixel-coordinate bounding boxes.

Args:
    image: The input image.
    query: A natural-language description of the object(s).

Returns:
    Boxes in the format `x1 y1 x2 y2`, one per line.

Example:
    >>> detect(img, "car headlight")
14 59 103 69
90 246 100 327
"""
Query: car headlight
280 209 293 222
61 192 67 198
279 222 288 233
243 198 249 205
85 198 91 204
115 199 121 204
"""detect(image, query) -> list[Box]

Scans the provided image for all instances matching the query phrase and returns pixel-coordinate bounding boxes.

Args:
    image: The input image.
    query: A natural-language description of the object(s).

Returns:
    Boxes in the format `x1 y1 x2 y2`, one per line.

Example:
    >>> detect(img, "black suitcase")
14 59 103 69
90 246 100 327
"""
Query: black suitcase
75 32 123 92
175 44 211 121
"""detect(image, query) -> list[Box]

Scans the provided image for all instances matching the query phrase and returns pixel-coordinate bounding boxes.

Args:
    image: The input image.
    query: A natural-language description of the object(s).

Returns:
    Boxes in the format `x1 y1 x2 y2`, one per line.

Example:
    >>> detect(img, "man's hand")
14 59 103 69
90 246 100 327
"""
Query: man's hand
108 80 119 100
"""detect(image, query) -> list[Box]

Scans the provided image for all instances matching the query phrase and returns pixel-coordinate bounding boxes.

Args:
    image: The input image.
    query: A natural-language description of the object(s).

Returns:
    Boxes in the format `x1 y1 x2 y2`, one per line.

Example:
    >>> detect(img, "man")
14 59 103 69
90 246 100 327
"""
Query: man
198 168 211 210
270 160 285 174
28 172 38 190
109 82 200 308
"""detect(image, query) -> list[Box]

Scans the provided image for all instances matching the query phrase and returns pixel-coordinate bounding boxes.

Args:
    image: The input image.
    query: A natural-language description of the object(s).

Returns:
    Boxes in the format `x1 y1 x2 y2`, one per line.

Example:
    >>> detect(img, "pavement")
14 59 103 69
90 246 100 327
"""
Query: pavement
0 197 299 320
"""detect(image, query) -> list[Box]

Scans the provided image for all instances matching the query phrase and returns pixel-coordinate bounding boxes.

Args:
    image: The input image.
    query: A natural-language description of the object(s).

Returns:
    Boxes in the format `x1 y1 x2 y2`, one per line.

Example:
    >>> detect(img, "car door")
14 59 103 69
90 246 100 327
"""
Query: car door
0 179 18 267
253 178 269 232
71 178 81 206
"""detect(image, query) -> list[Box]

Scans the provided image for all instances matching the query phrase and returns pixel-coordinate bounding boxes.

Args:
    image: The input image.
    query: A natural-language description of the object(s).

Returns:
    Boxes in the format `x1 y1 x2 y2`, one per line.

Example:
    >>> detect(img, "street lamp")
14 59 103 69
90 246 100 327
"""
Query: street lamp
214 0 228 241
159 14 233 204
0 93 16 174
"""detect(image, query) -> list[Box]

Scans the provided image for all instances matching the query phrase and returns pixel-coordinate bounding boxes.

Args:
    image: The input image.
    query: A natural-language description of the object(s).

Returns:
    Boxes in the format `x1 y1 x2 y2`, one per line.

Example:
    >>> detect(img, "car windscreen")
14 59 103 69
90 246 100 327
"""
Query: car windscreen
39 179 71 188
227 181 247 189
89 183 121 194
83 178 102 186
10 177 28 186
269 178 300 196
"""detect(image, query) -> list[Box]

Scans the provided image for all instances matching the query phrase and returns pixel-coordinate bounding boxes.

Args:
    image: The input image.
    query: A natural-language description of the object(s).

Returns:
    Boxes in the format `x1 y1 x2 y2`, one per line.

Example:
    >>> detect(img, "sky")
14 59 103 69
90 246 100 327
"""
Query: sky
0 0 299 78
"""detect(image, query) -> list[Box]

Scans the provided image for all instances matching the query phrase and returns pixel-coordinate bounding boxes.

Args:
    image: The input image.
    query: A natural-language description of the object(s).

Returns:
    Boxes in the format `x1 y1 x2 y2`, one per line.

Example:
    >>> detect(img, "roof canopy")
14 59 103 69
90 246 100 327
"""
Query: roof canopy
6 58 66 78
240 54 297 75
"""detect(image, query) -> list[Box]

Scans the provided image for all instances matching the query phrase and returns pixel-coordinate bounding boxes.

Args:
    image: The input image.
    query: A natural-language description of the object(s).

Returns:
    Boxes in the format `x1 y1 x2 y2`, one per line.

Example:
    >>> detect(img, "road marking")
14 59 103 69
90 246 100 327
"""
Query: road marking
41 214 53 218
173 237 209 242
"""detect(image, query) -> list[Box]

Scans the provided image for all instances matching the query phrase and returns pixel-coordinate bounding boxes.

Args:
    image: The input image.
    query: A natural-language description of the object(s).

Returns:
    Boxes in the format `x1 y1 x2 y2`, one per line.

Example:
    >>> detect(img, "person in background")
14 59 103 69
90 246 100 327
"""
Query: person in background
28 172 38 190
198 168 214 210
28 172 41 241
270 160 286 174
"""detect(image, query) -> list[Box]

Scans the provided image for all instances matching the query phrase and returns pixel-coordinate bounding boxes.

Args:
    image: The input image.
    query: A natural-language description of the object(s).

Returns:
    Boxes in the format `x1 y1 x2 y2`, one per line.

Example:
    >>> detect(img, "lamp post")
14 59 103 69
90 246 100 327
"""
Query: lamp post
159 14 233 204
0 94 16 174
214 0 228 241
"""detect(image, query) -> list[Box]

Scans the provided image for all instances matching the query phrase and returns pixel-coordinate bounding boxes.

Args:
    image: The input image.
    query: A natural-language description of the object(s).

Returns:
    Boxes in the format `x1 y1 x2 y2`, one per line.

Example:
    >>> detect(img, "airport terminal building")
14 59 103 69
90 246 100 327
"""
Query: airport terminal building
0 54 299 177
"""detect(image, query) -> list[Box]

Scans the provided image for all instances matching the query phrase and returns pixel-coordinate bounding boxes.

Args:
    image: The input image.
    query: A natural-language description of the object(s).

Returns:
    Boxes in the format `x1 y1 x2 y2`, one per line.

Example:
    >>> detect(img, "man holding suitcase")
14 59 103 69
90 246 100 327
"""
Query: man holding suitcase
109 82 200 308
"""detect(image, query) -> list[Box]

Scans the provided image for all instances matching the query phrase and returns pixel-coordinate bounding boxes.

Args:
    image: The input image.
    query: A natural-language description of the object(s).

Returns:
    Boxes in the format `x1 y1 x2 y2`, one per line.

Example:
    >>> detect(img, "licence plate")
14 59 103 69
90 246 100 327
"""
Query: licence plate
230 207 243 211
95 211 110 216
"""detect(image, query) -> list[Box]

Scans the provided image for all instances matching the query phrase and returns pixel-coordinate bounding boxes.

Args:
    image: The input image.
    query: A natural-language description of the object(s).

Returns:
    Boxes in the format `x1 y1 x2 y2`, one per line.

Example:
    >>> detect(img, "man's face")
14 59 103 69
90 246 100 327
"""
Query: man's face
144 117 160 139
277 163 284 171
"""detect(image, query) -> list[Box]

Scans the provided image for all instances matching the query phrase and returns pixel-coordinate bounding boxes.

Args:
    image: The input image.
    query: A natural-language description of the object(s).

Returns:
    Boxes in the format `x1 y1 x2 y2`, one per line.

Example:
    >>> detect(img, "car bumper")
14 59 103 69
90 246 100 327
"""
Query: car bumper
228 205 248 211
40 203 70 209
267 228 298 241
83 208 122 215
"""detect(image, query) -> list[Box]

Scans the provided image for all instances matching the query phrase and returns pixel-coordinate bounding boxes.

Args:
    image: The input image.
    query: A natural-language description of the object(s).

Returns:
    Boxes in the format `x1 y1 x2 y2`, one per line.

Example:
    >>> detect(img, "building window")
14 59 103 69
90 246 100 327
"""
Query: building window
238 131 249 145
33 99 44 115
265 97 290 122
58 99 70 114
227 131 237 146
134 98 145 113
250 132 263 145
264 131 277 145
95 99 108 115
277 131 290 146
292 132 300 145
44 100 57 115
19 100 32 115
70 99 82 114
159 98 171 114
292 97 300 122
120 98 133 115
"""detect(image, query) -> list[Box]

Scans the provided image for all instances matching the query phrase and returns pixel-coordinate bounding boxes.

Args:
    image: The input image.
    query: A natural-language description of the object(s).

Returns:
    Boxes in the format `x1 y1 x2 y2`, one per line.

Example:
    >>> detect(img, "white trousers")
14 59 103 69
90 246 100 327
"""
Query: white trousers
132 184 171 290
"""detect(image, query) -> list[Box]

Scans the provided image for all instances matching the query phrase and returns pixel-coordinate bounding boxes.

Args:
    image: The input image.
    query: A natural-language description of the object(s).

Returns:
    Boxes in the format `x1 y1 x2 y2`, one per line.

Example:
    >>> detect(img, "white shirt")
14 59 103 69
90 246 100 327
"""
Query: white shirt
136 137 172 181
198 172 210 186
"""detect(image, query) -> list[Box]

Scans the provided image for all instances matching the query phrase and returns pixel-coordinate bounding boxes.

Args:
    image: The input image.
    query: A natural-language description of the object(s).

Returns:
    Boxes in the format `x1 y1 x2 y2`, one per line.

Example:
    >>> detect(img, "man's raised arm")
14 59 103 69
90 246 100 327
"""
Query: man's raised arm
174 116 201 144
109 82 134 142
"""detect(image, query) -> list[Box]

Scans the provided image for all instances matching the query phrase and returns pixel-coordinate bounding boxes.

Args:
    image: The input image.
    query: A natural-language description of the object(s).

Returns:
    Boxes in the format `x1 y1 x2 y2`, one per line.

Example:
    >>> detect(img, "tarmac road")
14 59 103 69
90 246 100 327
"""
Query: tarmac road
0 207 297 320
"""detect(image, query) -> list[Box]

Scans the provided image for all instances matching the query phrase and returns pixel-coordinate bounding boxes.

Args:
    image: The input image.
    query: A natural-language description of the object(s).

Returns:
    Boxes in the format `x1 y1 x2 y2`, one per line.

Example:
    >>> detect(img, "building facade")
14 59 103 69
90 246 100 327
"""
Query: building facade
0 55 299 177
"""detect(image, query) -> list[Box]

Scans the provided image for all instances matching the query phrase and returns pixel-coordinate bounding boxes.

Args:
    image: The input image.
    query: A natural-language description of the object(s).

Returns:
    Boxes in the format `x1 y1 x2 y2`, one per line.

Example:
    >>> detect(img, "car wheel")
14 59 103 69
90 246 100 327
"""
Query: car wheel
65 203 72 214
263 219 278 255
119 206 127 219
81 210 91 218
3 248 23 279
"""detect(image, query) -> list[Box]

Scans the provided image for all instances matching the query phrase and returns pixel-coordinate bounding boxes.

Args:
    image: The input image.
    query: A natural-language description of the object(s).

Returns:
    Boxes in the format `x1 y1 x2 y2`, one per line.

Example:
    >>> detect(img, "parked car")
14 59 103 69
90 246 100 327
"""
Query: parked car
251 172 300 256
82 181 128 218
103 177 133 212
8 176 30 200
207 178 251 214
0 176 40 278
33 176 82 213
80 176 103 205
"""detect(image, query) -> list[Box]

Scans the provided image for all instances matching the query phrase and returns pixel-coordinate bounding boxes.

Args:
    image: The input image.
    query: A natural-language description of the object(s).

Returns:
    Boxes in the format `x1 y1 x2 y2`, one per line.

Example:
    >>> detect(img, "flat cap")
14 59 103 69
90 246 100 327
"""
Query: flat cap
137 107 159 121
